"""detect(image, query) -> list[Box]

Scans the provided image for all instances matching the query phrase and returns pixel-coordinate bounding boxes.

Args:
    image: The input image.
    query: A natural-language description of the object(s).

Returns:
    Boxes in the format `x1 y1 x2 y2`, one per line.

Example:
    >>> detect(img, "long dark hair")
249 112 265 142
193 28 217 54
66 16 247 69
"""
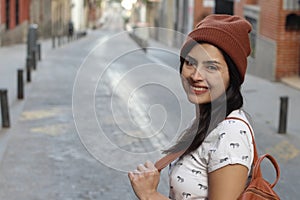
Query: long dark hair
164 44 244 155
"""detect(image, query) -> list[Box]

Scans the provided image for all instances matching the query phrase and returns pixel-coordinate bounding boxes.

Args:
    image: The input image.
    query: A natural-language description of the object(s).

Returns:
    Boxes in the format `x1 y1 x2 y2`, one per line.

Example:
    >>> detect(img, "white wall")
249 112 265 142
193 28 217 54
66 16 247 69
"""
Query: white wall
71 0 86 31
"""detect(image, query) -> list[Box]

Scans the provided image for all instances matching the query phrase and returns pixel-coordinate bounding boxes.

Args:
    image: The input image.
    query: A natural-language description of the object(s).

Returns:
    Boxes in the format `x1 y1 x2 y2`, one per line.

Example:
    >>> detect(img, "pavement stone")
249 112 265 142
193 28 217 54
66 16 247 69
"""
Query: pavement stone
281 76 300 91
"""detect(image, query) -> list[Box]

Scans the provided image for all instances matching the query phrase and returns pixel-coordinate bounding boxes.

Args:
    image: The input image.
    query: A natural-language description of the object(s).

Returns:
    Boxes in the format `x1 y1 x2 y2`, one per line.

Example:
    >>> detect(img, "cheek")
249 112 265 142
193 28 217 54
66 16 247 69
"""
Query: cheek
180 75 189 88
180 71 189 82
223 73 230 90
180 67 189 77
208 73 229 93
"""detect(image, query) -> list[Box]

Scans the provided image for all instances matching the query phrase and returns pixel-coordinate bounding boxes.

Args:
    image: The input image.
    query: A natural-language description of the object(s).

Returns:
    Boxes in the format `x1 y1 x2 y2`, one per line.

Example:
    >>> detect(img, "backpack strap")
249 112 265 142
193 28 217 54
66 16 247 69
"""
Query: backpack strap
154 150 185 172
253 154 280 188
227 117 280 188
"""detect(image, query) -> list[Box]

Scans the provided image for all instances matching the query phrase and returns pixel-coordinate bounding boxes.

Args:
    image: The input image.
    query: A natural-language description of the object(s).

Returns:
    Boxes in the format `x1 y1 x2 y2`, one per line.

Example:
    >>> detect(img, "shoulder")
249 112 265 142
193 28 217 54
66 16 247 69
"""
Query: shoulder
196 110 253 152
222 109 254 134
205 110 255 173
203 110 253 144
216 109 254 146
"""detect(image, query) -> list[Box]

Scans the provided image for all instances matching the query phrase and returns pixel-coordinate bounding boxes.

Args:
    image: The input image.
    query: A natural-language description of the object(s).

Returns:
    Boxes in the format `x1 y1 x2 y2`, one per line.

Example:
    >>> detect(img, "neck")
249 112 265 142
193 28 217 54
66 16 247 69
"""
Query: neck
195 104 201 119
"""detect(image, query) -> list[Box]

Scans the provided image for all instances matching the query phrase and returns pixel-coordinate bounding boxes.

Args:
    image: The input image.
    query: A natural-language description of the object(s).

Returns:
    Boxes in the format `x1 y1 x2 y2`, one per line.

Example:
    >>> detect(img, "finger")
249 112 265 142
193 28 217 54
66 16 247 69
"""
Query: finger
137 164 147 172
145 161 159 174
128 171 135 181
128 170 141 181
144 160 156 170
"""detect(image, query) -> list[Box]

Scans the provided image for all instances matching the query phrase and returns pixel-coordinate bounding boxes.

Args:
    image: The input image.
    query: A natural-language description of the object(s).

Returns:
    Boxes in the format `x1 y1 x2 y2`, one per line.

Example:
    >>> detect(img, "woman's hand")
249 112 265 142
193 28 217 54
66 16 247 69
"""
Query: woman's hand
128 160 160 200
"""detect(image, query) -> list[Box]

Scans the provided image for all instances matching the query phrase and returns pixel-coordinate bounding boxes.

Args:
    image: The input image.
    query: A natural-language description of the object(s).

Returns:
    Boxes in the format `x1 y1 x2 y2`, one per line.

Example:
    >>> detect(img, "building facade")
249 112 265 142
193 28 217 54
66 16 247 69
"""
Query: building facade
51 0 72 37
0 0 96 46
87 0 103 29
0 0 30 45
145 0 213 48
235 0 300 80
71 0 88 32
0 0 71 46
30 0 52 38
145 0 299 80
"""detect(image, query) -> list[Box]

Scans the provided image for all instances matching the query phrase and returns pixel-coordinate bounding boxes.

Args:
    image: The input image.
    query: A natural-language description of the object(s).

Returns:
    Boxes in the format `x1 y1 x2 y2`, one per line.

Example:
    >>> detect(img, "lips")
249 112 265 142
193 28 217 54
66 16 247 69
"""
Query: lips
190 85 209 95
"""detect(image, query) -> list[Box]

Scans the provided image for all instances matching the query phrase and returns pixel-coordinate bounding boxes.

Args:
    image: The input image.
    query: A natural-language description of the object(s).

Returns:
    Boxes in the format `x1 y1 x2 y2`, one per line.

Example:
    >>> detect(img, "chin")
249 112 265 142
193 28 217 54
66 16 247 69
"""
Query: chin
187 94 210 105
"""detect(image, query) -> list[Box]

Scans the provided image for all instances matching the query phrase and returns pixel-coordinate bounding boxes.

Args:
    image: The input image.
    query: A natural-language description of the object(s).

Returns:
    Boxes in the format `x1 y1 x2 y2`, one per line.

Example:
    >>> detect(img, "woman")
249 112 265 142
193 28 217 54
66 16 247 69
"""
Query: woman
128 14 254 200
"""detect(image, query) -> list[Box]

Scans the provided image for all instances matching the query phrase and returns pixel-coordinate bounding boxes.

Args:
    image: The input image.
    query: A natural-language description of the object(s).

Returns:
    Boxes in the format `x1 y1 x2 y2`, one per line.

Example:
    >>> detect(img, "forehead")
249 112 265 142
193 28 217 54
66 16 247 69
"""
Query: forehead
188 43 225 62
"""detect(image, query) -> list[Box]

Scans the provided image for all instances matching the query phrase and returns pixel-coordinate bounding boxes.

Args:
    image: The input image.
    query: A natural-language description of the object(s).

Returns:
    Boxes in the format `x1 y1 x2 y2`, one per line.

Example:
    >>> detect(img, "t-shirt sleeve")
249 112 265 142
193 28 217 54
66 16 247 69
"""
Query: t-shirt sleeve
207 119 254 173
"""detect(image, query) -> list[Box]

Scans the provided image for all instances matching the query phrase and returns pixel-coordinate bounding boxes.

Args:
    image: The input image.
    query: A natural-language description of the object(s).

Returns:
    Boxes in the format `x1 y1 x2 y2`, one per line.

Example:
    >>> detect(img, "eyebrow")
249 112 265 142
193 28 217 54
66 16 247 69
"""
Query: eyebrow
186 55 221 65
202 60 221 65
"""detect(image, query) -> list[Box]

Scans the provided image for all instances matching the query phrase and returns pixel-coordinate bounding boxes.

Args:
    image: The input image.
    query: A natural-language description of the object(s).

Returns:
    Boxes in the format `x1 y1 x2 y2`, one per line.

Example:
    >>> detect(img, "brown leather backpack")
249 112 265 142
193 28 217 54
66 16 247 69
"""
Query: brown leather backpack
155 117 281 199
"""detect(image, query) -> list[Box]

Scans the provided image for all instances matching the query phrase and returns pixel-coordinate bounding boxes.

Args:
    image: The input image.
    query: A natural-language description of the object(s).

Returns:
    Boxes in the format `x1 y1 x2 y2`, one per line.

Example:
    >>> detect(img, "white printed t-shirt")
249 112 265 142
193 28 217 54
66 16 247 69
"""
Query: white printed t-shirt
169 110 254 200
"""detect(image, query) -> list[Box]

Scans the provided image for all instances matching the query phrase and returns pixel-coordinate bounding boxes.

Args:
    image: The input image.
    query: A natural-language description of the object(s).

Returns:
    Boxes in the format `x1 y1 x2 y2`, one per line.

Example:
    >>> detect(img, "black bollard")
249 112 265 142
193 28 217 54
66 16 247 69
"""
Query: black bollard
32 50 37 70
37 43 41 61
278 96 288 134
26 57 31 82
0 89 10 128
17 69 24 99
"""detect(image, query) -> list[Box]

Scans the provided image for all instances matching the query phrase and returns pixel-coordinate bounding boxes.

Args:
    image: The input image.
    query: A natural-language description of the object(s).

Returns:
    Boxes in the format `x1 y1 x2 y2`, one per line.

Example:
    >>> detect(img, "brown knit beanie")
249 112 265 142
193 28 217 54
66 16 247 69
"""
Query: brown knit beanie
180 14 252 83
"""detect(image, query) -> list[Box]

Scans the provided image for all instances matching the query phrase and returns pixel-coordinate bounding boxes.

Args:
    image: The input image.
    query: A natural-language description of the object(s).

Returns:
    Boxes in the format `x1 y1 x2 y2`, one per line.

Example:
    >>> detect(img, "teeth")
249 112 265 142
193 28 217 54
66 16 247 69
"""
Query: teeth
191 86 207 91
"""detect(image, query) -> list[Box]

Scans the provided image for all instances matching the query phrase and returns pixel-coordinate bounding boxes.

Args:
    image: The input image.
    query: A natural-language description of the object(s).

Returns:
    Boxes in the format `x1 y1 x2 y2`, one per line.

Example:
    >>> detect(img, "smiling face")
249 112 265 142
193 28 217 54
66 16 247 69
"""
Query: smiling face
181 43 230 105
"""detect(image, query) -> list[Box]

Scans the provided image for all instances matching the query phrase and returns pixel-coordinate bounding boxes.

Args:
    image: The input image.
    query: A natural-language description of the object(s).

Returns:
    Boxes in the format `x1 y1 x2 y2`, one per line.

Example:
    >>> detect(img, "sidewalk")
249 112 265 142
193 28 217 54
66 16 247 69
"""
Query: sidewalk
0 38 52 125
0 38 54 167
282 76 300 90
0 30 299 199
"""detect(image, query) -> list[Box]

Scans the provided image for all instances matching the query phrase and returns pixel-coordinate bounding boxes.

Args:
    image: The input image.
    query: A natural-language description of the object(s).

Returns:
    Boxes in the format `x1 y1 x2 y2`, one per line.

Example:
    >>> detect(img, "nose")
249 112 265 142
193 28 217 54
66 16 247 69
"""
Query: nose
191 67 205 81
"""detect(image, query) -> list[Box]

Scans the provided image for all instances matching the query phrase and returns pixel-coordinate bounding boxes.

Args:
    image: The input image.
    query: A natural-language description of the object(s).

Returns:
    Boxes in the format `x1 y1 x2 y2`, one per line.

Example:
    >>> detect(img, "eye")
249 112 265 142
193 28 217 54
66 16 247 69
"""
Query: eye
205 65 219 72
184 58 197 67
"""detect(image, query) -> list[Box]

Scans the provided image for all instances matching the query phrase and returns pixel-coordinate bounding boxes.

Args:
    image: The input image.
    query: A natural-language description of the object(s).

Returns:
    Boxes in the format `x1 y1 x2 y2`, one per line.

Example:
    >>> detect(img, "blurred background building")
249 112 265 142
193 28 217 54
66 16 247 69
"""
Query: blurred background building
125 0 300 81
0 0 299 81
0 0 102 45
0 0 31 45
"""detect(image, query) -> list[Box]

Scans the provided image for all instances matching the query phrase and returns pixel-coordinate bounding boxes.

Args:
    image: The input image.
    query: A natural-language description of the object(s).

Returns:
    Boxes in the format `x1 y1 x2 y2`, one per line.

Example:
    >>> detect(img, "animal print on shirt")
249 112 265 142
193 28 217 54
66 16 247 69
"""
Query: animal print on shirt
169 110 254 200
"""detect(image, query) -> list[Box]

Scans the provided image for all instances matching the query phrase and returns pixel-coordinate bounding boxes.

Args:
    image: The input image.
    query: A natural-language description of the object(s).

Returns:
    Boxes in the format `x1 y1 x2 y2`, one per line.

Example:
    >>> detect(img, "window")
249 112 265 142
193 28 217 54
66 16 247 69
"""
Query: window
283 0 300 10
215 0 233 15
285 13 300 31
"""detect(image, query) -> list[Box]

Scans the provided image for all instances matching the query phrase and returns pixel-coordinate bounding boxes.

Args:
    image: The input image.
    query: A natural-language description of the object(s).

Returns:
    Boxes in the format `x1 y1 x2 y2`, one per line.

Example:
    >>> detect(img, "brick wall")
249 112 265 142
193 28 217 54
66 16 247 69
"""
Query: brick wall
9 0 16 29
259 0 280 41
234 0 245 16
261 0 300 79
235 0 300 80
193 0 212 27
0 0 30 45
20 0 30 24
234 0 258 17
1 0 5 24
276 7 300 78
